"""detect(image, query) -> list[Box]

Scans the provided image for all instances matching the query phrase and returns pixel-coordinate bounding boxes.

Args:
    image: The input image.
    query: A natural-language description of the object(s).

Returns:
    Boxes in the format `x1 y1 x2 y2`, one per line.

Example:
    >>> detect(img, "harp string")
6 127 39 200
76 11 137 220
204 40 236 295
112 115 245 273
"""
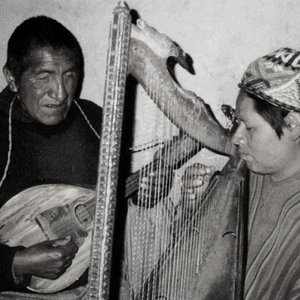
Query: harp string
138 137 222 299
135 81 231 300
129 66 224 299
134 70 180 297
137 174 219 299
171 94 209 298
119 6 245 299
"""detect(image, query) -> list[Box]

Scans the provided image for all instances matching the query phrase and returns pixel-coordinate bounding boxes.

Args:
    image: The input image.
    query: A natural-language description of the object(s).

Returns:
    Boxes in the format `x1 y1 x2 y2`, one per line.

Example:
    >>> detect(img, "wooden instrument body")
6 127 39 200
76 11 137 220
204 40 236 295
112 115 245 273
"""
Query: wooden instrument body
0 184 95 294
136 158 247 300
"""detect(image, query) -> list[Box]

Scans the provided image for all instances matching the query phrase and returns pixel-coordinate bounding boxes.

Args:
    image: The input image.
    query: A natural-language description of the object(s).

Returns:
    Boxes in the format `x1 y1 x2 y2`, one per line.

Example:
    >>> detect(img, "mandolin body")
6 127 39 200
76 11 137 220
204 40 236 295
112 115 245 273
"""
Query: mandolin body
0 184 96 294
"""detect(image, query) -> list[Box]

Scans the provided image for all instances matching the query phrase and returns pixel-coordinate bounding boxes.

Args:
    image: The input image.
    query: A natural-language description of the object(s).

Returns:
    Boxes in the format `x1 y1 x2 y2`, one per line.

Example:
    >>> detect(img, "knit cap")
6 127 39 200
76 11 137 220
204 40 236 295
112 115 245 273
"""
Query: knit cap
238 47 300 111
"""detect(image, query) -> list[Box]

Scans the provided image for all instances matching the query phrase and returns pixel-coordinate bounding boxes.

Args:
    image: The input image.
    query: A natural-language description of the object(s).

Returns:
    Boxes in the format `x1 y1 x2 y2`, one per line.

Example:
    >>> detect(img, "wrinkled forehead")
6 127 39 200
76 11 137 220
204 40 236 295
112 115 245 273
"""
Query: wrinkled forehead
28 46 80 67
13 47 81 79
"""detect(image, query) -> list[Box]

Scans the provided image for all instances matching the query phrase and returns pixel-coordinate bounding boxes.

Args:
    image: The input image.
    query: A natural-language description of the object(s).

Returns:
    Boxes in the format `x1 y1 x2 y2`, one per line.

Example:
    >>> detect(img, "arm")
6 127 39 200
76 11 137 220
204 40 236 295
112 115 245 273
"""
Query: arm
0 244 29 291
0 237 78 292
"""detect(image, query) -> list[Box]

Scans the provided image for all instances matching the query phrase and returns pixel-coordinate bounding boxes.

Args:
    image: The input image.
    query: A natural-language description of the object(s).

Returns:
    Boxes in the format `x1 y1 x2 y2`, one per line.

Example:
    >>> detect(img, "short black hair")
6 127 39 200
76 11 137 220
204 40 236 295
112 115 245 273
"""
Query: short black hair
249 92 289 138
5 16 84 96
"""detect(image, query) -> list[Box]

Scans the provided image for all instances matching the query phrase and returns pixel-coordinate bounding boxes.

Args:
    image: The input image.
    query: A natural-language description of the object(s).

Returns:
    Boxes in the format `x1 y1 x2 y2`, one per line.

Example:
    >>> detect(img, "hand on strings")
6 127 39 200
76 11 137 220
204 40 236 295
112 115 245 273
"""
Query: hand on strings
13 236 78 280
180 163 215 205
136 167 174 208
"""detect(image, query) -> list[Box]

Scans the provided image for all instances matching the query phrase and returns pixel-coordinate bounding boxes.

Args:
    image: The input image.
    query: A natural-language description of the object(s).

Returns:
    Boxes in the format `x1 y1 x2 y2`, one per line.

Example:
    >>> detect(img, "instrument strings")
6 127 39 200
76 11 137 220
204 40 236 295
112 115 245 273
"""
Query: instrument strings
125 66 222 299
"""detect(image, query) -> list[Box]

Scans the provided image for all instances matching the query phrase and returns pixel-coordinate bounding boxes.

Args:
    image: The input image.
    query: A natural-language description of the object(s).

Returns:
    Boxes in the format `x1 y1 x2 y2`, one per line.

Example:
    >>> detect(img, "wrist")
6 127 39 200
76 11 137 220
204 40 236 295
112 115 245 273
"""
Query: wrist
12 248 31 287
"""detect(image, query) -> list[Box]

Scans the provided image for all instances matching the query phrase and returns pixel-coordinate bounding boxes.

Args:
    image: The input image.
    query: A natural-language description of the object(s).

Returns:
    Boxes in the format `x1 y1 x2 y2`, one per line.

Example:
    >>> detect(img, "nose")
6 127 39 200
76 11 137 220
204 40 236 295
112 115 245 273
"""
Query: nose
231 125 245 146
48 76 67 102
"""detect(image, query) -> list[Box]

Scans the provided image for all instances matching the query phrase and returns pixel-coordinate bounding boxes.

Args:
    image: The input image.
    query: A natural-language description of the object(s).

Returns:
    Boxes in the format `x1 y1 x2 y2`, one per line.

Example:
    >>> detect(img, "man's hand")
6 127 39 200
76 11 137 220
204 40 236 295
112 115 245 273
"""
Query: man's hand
13 236 78 280
137 166 174 208
181 163 215 204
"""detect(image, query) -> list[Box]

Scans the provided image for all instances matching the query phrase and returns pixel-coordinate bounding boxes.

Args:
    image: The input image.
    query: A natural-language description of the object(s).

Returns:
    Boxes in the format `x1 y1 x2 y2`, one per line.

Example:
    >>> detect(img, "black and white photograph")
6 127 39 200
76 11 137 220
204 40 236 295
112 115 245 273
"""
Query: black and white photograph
0 1 300 299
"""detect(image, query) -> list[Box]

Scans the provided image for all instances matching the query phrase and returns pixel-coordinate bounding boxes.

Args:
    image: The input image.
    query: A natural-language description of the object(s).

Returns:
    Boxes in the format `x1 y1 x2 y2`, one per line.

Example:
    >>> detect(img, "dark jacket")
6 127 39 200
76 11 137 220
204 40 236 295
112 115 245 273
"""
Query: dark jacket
0 86 102 291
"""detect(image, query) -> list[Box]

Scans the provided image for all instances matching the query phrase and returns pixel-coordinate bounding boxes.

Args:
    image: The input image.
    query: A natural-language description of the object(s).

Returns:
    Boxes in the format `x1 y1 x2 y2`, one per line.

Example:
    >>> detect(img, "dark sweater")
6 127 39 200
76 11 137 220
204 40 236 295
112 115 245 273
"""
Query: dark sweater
0 87 102 291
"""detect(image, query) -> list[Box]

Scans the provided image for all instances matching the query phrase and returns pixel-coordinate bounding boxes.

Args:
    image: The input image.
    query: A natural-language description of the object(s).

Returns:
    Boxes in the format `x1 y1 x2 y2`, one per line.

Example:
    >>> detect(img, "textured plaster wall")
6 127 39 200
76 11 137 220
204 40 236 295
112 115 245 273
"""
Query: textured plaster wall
1 0 300 170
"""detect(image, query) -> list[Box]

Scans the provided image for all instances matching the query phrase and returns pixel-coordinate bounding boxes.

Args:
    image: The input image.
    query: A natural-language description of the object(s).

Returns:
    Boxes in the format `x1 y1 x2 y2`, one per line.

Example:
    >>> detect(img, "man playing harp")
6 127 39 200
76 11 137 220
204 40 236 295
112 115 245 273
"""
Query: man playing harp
232 48 300 300
122 17 300 298
145 47 300 299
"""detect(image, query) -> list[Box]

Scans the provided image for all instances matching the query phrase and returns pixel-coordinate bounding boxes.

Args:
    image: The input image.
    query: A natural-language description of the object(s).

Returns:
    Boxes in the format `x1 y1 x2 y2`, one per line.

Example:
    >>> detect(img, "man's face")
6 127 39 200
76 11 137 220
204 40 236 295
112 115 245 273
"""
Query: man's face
232 91 295 180
14 47 80 125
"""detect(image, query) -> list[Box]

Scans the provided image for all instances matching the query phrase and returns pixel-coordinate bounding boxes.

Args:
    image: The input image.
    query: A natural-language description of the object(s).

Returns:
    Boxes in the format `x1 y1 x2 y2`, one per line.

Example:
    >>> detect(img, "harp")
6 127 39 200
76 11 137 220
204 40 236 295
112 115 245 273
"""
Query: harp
0 2 247 300
88 2 247 300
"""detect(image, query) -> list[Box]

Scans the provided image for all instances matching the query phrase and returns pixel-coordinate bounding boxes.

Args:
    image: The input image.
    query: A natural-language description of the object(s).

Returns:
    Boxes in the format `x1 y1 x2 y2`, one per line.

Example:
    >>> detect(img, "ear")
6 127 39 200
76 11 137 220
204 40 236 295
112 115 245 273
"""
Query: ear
284 111 300 141
3 66 18 92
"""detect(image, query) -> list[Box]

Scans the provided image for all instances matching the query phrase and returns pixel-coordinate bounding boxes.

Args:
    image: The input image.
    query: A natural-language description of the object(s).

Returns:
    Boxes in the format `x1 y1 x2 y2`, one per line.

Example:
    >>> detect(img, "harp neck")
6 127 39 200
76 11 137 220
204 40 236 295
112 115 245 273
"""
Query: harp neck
128 25 236 157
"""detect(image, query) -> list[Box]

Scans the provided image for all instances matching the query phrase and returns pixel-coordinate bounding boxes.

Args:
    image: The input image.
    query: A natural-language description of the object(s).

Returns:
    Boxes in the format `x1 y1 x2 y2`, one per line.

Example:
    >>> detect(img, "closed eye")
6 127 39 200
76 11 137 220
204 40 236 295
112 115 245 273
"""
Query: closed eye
36 72 50 80
65 71 75 78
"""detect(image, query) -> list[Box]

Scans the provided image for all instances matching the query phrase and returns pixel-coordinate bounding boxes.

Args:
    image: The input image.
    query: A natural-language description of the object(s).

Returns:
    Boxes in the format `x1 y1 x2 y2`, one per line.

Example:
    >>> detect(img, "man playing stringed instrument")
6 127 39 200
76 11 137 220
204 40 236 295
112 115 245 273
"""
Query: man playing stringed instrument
0 16 102 294
134 46 300 299
232 48 300 299
184 47 300 299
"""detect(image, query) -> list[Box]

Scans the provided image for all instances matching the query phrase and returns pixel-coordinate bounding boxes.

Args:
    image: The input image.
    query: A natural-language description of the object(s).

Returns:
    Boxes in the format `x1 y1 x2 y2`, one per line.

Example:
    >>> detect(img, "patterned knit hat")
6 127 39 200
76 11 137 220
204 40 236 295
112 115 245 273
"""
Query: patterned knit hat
238 47 300 111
